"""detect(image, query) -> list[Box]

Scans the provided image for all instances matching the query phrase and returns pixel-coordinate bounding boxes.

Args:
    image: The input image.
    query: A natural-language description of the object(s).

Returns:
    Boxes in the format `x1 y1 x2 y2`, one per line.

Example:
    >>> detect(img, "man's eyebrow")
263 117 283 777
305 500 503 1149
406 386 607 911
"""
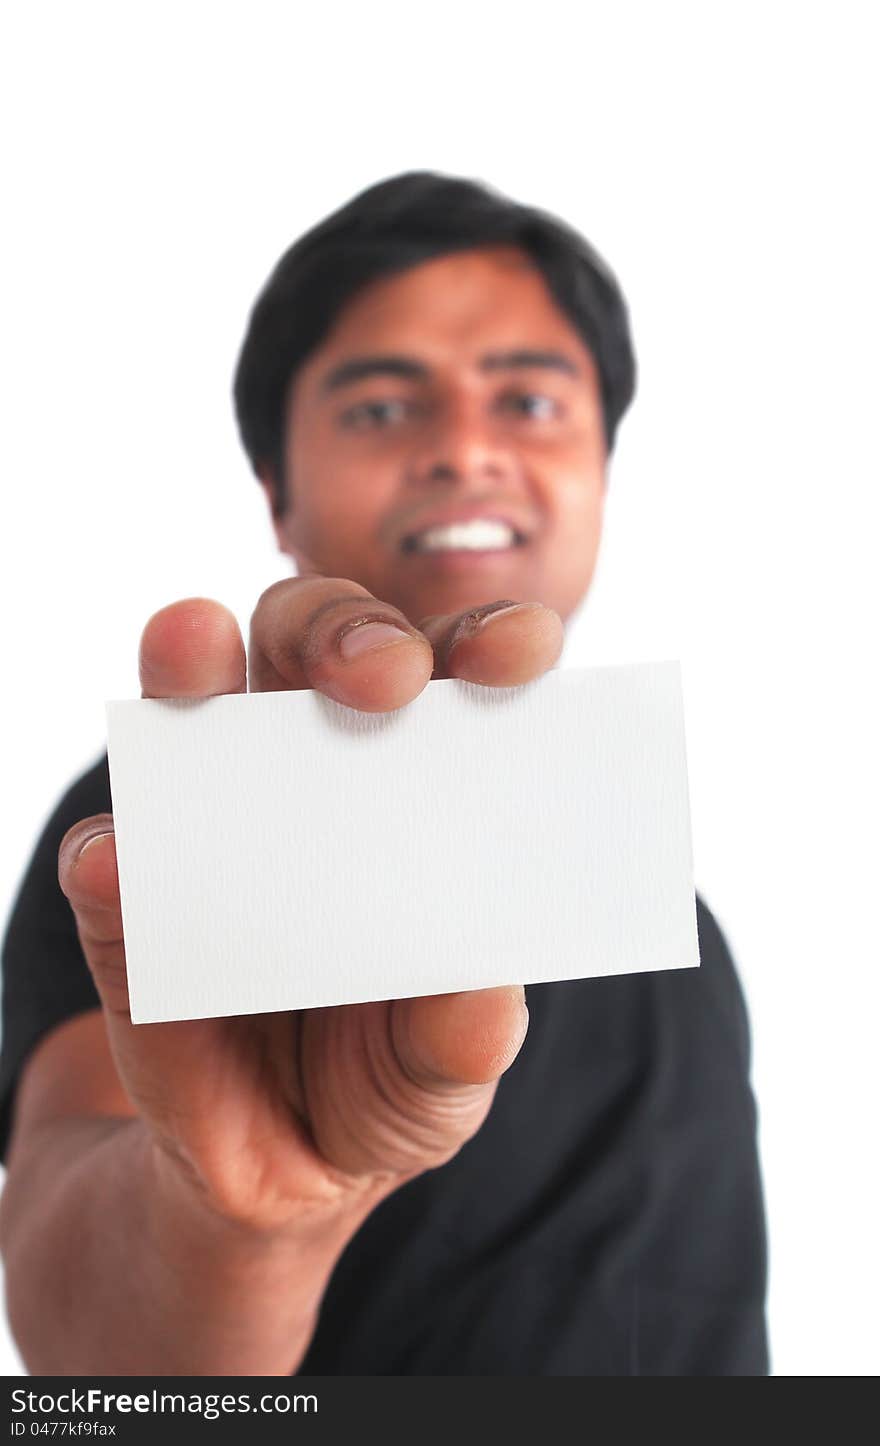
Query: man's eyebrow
478 348 581 377
319 347 582 396
320 356 428 394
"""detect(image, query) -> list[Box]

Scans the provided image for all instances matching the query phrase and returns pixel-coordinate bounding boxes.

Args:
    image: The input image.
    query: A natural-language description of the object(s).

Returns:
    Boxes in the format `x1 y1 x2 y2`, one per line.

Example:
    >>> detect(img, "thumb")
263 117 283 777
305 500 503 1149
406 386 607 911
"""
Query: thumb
392 986 530 1090
57 816 128 1017
56 815 209 1147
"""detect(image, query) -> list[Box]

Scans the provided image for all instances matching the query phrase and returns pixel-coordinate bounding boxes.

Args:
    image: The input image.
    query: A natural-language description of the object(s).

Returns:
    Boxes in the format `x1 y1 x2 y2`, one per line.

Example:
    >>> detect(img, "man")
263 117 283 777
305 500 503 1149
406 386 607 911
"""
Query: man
0 172 769 1375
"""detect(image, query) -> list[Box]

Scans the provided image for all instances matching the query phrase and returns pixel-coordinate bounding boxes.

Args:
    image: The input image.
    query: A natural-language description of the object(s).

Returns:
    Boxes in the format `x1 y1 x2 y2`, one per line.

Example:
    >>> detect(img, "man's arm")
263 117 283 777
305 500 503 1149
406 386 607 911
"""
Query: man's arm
0 1010 385 1376
0 587 557 1375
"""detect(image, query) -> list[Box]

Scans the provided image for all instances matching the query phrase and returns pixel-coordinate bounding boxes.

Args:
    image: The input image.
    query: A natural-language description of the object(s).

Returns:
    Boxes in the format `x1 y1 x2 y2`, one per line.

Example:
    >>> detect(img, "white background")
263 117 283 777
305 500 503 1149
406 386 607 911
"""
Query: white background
1 1 877 1377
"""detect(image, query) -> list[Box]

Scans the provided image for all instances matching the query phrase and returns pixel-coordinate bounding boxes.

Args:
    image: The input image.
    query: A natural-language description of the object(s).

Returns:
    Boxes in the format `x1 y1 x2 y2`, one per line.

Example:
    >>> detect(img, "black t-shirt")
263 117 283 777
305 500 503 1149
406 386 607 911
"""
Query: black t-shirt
0 753 769 1375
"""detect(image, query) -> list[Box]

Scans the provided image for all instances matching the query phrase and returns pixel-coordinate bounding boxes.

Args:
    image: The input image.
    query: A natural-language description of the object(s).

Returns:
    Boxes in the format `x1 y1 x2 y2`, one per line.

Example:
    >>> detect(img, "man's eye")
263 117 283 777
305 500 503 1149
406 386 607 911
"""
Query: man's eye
339 399 413 430
496 392 561 420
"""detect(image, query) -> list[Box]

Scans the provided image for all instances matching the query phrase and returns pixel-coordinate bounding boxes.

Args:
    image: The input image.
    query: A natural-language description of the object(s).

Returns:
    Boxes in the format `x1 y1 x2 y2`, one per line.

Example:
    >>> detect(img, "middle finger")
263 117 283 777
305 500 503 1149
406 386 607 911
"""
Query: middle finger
248 575 434 710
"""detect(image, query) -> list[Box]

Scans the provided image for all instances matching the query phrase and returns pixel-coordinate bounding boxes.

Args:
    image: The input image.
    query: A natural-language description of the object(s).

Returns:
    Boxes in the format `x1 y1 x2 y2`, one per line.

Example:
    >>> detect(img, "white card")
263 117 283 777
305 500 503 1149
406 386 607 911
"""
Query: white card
105 662 699 1025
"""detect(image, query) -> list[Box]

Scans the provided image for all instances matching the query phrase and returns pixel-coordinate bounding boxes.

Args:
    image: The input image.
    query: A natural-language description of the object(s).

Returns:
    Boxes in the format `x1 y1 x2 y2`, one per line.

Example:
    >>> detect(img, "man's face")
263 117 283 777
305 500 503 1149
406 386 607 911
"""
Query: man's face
262 245 608 626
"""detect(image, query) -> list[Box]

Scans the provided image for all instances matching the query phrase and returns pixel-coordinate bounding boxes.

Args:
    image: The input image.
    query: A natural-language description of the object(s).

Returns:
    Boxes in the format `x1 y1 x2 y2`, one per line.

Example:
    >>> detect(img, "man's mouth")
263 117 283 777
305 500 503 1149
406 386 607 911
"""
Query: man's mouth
400 519 528 555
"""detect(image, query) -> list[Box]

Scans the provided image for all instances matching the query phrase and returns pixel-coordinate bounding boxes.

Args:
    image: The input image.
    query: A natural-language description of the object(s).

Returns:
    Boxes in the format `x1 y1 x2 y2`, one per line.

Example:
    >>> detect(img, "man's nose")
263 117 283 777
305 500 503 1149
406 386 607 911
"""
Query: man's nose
405 396 517 487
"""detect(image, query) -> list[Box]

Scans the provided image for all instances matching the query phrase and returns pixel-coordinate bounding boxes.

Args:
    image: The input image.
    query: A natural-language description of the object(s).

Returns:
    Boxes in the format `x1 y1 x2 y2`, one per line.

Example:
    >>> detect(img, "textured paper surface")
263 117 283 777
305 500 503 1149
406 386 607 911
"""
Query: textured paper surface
105 662 699 1025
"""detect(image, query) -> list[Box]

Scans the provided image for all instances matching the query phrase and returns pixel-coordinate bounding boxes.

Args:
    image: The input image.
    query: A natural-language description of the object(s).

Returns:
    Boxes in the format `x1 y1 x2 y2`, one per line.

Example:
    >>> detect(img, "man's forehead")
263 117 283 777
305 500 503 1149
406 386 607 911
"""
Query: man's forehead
326 249 571 341
298 248 597 391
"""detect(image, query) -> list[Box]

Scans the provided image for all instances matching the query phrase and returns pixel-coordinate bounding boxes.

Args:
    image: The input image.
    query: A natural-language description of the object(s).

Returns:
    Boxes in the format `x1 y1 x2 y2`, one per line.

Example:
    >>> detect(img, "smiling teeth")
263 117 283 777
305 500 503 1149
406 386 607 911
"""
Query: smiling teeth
412 520 517 552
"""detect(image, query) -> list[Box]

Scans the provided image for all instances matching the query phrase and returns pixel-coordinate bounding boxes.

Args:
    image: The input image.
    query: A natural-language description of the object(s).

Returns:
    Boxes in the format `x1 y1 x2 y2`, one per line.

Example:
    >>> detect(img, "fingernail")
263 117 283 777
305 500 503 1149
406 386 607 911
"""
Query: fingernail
338 621 413 661
474 603 531 628
75 830 114 865
462 601 543 640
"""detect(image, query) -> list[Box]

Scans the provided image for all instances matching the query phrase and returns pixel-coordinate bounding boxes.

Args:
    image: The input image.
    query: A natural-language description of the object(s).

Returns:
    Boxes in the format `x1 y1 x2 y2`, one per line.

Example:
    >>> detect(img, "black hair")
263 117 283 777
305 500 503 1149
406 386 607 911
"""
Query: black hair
233 170 637 517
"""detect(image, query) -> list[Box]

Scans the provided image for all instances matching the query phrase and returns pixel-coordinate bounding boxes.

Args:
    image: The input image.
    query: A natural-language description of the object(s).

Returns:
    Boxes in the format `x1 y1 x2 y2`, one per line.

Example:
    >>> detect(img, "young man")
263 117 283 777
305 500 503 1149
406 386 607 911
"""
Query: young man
0 172 769 1375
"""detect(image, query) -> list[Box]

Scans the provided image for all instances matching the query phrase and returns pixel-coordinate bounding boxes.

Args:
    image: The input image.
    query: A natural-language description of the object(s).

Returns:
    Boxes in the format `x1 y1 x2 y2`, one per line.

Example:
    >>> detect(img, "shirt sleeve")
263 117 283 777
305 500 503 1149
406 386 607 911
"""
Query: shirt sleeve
0 753 110 1165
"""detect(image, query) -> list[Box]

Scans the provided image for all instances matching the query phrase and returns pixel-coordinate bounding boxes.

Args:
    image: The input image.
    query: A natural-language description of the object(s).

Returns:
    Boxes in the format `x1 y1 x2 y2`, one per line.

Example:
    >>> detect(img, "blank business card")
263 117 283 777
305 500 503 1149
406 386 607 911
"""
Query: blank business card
105 662 700 1025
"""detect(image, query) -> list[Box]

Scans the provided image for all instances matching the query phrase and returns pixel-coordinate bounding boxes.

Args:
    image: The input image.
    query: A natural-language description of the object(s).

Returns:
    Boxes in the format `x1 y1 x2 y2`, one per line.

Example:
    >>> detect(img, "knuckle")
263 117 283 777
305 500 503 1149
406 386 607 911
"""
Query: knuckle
254 574 364 616
251 576 372 644
250 578 292 627
88 951 131 1016
252 575 298 613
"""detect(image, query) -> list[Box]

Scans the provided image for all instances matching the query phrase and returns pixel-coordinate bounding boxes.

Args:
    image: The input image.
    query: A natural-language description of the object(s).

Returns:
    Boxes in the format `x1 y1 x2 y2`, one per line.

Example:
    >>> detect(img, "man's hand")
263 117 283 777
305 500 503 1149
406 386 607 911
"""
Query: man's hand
57 579 564 1236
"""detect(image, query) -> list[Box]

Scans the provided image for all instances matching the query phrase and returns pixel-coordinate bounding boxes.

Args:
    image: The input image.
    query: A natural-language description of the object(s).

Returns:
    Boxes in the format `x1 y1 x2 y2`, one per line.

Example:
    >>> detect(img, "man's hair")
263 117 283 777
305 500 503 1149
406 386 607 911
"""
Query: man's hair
233 170 637 517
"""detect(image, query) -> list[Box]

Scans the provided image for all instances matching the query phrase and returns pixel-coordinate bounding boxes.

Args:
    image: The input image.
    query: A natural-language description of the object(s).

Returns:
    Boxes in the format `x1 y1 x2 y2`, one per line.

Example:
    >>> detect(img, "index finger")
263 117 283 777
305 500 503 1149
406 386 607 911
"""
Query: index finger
139 598 247 699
